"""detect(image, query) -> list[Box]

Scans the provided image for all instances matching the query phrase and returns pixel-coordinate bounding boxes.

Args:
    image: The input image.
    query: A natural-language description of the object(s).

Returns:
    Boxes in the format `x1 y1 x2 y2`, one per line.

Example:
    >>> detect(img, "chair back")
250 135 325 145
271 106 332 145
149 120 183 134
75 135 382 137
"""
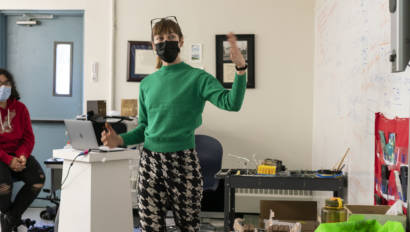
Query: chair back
195 134 223 191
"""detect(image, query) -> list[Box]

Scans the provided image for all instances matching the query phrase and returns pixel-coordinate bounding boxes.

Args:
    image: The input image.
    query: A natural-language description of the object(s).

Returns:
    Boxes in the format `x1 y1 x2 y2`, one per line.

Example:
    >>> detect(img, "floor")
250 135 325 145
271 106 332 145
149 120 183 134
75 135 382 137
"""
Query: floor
0 208 225 232
0 208 54 232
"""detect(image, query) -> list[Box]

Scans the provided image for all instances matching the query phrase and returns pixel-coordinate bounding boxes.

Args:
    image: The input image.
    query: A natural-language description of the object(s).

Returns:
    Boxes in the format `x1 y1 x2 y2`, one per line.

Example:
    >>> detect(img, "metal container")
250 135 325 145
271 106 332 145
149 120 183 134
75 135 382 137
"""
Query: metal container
321 197 347 223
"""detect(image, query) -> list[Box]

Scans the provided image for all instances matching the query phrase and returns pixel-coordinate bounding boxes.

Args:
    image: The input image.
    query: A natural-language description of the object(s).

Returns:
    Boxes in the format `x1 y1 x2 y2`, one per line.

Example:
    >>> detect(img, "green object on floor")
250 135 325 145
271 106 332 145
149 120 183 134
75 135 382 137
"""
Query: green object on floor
315 215 405 232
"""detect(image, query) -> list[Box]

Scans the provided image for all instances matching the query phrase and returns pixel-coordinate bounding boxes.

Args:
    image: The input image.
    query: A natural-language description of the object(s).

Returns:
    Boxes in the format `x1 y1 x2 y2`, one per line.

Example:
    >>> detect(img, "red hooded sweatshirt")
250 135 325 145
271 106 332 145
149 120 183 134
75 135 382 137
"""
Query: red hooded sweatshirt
0 99 34 165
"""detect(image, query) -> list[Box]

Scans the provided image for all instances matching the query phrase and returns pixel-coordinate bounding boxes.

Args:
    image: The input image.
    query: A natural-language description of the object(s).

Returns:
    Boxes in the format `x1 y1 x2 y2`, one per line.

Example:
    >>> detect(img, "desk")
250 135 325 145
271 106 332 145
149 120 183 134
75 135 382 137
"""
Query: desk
53 148 138 232
216 169 348 232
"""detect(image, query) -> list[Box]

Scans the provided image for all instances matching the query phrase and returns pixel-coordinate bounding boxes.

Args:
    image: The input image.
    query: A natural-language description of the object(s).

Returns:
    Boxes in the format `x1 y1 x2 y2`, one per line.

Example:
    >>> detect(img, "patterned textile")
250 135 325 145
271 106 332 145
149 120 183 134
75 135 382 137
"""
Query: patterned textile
138 148 203 232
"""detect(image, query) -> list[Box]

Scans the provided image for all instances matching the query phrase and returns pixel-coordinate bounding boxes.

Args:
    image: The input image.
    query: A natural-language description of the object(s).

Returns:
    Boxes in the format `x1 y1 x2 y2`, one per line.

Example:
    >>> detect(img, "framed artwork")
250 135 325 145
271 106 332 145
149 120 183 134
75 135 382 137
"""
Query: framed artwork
215 34 255 88
127 41 156 82
190 43 202 63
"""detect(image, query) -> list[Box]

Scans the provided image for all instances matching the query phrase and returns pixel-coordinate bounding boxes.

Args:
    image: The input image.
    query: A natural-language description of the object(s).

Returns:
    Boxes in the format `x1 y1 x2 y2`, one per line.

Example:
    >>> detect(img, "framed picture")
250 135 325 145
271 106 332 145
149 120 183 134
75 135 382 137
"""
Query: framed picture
190 43 202 63
127 41 156 82
216 34 255 88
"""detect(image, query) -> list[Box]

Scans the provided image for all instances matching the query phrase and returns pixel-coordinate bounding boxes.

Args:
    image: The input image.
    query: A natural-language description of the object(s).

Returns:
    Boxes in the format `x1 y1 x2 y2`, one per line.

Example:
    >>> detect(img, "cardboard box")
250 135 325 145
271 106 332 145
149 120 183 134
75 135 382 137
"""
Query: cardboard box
345 205 406 229
87 100 106 116
121 99 138 117
260 200 318 232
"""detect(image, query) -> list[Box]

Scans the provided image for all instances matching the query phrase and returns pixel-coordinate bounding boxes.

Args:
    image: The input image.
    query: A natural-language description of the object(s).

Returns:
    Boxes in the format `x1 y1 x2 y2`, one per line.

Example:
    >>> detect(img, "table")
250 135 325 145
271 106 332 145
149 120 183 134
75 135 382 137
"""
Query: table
53 148 138 232
216 169 348 231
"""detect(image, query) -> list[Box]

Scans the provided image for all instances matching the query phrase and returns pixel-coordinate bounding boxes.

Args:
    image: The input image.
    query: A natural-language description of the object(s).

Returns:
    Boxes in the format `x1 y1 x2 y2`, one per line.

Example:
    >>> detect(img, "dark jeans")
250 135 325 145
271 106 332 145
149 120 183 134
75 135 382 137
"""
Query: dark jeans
0 155 45 223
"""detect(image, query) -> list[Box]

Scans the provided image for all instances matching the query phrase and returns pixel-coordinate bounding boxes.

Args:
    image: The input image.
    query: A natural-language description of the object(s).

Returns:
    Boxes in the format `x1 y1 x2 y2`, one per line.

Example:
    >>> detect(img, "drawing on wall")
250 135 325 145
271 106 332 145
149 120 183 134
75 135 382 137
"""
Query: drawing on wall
313 0 410 204
375 113 408 214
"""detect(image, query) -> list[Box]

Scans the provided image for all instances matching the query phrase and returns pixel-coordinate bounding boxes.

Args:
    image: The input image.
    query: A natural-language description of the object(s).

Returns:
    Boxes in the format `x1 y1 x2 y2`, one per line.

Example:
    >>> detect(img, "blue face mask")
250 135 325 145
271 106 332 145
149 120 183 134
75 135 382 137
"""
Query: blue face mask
0 86 11 102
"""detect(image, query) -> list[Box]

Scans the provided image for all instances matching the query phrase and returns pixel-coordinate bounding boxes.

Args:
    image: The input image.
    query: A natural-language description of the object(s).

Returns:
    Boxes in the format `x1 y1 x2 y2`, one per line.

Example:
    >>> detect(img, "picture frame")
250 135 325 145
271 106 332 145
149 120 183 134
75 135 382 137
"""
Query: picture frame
127 41 156 82
215 34 255 88
190 43 202 63
121 99 138 117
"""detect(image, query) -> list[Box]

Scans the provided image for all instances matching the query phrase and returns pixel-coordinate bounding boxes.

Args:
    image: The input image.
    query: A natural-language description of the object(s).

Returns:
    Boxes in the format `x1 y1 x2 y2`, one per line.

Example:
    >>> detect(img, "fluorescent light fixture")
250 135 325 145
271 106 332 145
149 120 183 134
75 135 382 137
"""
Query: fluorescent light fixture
16 20 38 26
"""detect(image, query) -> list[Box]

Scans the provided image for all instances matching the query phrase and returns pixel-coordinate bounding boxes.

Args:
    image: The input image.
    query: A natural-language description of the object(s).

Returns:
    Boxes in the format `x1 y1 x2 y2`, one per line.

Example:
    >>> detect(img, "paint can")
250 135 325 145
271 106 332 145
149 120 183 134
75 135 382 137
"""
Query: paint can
321 197 347 223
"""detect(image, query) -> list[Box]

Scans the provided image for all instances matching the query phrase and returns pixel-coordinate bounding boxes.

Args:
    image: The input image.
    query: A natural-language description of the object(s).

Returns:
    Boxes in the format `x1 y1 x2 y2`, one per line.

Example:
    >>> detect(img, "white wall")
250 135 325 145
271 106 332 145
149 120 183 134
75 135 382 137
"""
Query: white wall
313 0 410 204
0 0 315 169
115 0 315 169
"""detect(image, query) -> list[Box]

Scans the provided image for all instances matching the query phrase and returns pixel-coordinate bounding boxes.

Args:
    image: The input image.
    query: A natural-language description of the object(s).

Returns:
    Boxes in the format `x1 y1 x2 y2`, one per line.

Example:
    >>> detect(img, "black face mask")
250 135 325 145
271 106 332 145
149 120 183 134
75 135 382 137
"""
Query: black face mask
155 41 180 63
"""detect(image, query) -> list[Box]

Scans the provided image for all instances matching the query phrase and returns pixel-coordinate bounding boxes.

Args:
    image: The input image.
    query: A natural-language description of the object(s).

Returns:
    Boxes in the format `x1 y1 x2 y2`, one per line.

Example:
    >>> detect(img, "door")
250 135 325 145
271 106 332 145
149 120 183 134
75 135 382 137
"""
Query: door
1 10 83 207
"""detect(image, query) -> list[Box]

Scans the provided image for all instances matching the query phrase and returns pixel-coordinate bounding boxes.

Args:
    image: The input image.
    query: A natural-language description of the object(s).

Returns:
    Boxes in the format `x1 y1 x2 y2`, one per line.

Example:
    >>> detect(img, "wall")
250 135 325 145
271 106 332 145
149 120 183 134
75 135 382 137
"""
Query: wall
0 0 112 107
0 0 314 169
5 0 403 210
313 0 410 204
0 14 5 68
115 0 315 169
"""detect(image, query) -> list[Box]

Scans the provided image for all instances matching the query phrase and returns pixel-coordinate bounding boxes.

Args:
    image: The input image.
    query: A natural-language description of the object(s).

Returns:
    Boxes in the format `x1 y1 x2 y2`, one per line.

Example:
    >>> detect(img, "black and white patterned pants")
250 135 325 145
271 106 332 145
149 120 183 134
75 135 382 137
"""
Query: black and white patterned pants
138 148 203 232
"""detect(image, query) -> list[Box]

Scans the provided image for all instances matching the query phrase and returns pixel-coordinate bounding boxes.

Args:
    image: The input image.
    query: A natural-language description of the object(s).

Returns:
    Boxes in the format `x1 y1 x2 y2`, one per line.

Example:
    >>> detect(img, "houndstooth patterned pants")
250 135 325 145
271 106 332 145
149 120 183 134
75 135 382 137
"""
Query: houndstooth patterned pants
138 148 203 232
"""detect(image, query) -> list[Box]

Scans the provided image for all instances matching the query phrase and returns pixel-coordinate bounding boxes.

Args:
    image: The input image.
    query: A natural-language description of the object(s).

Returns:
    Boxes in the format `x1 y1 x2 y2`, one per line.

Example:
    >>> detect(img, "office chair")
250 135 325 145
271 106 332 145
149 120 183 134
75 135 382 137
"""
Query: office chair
195 135 223 191
195 134 223 231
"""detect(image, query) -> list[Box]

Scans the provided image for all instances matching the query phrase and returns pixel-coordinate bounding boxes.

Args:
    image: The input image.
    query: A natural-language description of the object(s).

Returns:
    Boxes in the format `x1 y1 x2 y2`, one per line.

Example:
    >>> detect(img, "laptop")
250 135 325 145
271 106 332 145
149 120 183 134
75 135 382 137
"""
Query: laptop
64 119 125 152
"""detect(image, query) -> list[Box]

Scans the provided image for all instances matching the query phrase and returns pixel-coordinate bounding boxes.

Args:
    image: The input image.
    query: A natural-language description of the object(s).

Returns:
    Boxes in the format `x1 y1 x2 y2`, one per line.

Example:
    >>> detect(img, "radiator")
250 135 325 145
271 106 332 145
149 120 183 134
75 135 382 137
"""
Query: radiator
235 188 314 213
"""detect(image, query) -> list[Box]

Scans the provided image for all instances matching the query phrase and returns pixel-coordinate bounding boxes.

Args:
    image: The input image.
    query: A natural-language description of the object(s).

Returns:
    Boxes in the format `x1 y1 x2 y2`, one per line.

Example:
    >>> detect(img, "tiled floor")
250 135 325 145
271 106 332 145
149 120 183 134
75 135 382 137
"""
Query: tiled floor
0 208 225 232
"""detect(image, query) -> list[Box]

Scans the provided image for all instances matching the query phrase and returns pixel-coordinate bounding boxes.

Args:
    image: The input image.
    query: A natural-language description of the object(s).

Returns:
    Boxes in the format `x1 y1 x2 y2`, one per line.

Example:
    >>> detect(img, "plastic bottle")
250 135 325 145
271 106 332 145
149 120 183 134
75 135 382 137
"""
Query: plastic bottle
64 140 72 149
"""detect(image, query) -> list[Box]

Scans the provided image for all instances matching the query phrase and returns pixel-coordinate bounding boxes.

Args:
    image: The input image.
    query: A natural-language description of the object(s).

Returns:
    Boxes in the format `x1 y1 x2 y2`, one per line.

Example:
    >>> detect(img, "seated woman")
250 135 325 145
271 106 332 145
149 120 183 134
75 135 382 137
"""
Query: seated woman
0 69 45 232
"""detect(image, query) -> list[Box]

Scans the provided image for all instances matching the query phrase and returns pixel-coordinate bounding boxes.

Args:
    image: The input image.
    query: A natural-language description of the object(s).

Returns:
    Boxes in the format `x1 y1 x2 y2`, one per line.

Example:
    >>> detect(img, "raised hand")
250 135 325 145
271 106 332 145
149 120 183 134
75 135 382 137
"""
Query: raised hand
227 32 246 68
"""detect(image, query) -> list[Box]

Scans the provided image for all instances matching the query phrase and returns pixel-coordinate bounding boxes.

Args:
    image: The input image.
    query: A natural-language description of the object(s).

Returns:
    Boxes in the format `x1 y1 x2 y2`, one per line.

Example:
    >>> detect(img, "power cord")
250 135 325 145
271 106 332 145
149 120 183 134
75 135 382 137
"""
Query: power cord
60 149 91 188
60 147 121 188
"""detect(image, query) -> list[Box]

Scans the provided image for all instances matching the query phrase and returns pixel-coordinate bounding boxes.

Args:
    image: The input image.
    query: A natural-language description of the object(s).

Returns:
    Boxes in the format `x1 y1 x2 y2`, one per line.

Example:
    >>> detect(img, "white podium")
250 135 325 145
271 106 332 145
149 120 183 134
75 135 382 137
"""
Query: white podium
53 148 138 232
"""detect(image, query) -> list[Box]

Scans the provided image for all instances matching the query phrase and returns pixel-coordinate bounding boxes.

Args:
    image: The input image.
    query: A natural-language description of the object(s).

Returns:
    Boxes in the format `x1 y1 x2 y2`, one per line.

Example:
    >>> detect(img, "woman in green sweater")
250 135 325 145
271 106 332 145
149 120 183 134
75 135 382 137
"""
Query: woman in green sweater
101 16 247 231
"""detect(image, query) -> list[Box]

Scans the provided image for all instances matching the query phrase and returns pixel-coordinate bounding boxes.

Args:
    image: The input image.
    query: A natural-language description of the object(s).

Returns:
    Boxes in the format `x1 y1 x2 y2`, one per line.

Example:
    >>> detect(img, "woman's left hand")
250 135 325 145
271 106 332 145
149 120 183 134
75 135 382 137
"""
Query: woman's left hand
18 155 27 168
227 32 246 68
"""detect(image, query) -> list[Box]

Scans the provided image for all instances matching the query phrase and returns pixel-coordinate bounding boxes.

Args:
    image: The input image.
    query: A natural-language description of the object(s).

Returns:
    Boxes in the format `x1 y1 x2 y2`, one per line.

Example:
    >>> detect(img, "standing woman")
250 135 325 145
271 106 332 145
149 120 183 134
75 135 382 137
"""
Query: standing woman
0 69 45 232
102 16 247 231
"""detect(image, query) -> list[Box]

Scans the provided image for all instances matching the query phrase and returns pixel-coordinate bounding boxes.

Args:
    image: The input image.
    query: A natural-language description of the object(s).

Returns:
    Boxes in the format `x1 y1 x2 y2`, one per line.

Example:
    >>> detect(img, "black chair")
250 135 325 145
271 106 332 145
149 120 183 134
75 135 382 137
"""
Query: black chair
39 158 63 222
195 134 223 191
195 134 224 230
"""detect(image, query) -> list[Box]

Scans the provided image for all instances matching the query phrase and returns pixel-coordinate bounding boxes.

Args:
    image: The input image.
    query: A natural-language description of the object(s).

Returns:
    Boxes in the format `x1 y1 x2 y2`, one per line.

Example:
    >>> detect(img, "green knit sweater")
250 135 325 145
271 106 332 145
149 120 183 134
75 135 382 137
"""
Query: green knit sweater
120 62 246 152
